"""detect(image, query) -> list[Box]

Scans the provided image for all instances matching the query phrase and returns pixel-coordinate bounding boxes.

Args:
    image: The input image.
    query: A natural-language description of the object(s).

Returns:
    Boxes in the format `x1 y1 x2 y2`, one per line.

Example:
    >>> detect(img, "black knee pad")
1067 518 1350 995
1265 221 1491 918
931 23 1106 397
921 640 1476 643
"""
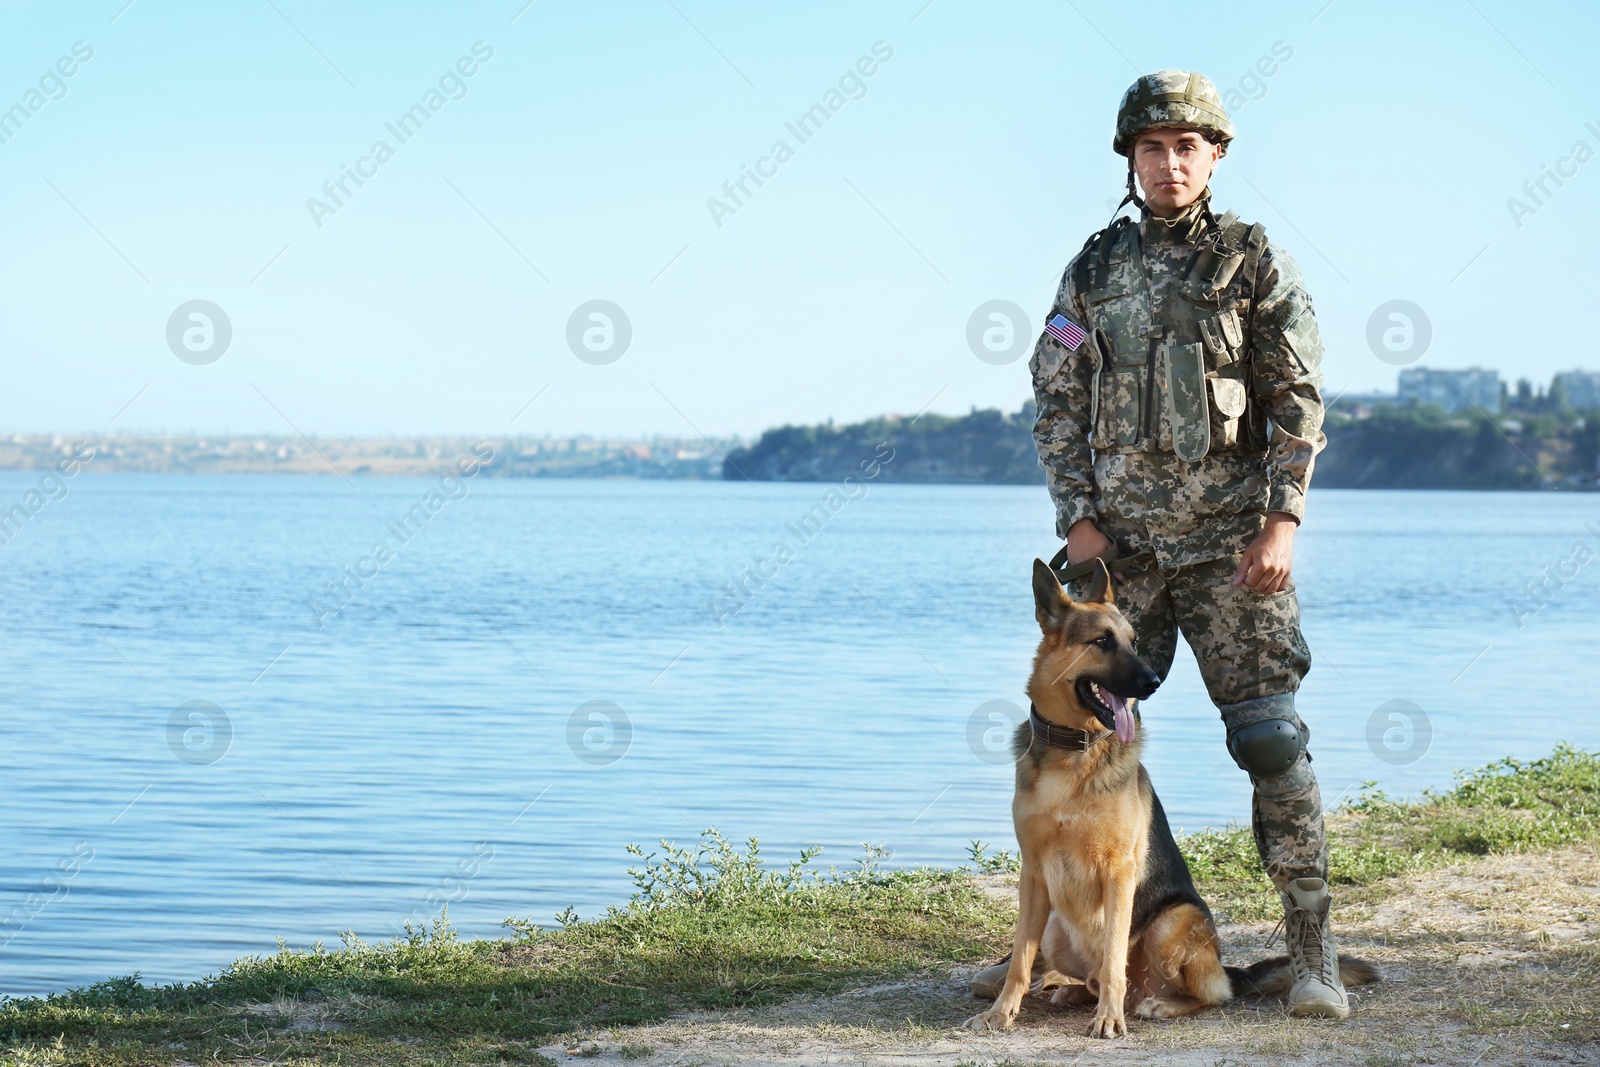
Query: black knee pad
1226 718 1307 778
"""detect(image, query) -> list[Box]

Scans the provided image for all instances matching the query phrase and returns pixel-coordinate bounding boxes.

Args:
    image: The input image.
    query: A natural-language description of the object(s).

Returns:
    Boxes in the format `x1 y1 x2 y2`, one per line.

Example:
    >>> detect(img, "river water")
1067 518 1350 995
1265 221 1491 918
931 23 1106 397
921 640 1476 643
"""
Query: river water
1 473 1595 996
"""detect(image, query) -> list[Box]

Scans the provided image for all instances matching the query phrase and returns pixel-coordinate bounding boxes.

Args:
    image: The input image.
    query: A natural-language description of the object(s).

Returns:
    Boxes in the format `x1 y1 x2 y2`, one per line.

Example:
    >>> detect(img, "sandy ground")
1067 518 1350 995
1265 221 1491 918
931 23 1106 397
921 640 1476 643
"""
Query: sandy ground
537 846 1600 1067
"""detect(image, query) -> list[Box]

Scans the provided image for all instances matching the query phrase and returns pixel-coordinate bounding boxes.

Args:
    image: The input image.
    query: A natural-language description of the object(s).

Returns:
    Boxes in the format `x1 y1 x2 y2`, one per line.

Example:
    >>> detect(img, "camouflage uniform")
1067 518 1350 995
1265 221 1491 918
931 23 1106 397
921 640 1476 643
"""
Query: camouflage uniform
1030 87 1328 890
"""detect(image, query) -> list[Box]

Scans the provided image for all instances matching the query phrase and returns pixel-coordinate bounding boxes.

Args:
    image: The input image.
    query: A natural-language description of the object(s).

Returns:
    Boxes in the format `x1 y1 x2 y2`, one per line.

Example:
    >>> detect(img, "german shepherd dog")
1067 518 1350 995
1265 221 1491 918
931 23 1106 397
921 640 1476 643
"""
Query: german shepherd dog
965 558 1376 1038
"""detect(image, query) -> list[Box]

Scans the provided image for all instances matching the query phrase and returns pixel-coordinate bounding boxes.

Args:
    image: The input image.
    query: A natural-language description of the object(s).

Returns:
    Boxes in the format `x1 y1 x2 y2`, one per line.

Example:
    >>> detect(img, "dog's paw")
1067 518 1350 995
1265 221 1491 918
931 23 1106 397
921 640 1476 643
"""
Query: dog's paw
963 1006 1015 1031
1085 1009 1127 1039
1133 996 1179 1019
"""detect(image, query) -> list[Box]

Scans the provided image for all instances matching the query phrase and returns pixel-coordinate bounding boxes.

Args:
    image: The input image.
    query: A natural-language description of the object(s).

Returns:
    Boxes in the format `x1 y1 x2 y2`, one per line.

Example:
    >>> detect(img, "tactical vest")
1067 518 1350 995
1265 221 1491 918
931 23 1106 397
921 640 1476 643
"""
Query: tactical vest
1073 211 1270 460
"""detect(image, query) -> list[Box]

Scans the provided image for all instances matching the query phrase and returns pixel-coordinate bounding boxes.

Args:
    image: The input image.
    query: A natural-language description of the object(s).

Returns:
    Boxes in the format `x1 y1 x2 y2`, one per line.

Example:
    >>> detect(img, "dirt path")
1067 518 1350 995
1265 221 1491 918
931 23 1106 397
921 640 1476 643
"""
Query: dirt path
537 846 1600 1067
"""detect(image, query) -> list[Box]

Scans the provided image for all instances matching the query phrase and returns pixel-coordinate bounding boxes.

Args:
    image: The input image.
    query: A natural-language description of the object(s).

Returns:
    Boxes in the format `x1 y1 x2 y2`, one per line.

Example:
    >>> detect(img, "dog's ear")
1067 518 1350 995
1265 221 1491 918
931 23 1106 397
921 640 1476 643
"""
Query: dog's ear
1083 557 1115 605
1032 558 1072 632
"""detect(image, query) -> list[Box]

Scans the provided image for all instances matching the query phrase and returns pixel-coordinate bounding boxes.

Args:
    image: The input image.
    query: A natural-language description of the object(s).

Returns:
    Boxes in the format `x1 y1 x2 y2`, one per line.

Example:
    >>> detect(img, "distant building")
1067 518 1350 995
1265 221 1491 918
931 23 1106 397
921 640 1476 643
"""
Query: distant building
1552 370 1600 411
1397 367 1502 414
1333 391 1397 410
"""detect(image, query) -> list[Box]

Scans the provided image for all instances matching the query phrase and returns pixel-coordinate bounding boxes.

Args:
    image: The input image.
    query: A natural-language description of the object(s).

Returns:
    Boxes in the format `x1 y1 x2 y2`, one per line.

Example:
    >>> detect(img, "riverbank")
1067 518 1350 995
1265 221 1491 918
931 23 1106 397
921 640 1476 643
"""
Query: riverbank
6 401 1598 488
719 404 1600 489
0 434 731 479
2 746 1595 1066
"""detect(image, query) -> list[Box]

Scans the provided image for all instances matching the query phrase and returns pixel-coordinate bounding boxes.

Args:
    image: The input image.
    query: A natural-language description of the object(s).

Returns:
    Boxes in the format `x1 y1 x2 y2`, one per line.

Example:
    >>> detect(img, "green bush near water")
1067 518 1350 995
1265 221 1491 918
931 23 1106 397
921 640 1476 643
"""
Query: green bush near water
2 745 1596 1065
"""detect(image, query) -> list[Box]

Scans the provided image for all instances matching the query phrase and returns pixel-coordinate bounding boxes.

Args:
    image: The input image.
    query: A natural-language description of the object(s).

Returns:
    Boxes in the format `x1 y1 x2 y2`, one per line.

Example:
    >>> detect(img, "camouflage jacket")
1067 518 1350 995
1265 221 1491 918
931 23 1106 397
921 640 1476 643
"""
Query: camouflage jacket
1031 196 1326 569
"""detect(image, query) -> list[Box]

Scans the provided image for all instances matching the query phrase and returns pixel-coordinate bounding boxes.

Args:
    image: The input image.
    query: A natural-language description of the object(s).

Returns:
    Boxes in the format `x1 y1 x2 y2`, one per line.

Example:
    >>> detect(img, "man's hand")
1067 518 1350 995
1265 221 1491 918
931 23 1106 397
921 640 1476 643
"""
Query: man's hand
1233 512 1298 594
1067 518 1130 582
1066 518 1113 566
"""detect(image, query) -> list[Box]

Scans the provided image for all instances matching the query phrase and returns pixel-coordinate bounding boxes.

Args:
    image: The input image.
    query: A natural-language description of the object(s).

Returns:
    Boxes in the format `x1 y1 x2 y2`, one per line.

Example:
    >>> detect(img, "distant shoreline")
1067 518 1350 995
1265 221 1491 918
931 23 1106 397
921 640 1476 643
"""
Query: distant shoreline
4 399 1597 490
0 433 734 481
0 468 1588 491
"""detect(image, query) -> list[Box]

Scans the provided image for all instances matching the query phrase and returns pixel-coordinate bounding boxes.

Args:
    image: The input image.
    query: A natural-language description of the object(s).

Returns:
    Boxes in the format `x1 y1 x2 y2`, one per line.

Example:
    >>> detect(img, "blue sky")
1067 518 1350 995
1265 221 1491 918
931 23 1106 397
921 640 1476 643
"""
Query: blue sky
0 0 1592 437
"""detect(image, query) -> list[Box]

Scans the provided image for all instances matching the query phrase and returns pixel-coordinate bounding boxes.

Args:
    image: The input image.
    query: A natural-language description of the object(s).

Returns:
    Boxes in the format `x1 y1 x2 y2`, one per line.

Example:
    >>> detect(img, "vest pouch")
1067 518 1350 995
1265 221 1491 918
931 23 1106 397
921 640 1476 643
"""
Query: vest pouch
1198 316 1230 361
1209 375 1249 450
1094 354 1146 448
1180 247 1245 303
1165 342 1210 462
1218 306 1244 349
1199 309 1245 369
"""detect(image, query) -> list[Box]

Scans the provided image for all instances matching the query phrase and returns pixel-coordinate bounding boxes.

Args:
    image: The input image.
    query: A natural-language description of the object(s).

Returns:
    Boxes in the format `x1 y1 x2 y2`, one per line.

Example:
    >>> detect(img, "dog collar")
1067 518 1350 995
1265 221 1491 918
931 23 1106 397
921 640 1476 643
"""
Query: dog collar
1029 704 1108 751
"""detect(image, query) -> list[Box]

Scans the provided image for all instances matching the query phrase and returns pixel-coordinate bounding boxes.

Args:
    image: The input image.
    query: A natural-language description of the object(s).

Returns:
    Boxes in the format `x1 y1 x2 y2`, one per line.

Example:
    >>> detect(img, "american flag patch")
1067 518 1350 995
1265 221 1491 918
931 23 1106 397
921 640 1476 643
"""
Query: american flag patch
1045 313 1086 350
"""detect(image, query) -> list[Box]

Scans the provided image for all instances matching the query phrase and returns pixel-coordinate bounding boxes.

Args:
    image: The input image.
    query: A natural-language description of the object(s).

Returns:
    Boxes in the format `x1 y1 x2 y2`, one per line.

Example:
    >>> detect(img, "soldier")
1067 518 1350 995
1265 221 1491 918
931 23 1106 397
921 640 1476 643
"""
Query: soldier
1029 71 1345 1016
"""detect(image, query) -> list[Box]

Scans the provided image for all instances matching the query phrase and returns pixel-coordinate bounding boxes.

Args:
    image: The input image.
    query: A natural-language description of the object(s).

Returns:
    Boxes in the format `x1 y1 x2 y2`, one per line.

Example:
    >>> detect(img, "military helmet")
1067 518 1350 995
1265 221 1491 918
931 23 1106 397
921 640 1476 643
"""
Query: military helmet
1113 70 1233 157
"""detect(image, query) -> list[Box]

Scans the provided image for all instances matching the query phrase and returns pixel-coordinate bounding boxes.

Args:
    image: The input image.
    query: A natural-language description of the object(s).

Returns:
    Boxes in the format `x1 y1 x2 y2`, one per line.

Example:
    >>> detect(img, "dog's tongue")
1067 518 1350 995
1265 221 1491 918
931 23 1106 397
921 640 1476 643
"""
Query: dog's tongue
1110 693 1136 743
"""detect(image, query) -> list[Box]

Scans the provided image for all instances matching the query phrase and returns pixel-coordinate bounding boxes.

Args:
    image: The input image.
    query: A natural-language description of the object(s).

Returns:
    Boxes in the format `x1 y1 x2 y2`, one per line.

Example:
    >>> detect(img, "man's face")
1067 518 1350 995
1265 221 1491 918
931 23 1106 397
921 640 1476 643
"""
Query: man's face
1133 129 1221 216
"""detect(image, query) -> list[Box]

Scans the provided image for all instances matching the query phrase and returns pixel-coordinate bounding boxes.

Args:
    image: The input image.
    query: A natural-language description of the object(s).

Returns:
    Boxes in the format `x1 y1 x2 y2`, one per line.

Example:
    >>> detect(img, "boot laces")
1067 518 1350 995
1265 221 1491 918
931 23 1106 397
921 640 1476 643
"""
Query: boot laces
1281 903 1336 986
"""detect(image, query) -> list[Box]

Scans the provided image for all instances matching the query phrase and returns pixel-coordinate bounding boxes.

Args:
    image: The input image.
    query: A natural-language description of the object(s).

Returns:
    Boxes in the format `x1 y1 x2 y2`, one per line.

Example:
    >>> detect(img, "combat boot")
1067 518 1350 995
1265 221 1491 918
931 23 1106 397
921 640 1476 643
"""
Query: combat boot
970 955 1011 1000
969 952 1070 1000
1281 877 1349 1018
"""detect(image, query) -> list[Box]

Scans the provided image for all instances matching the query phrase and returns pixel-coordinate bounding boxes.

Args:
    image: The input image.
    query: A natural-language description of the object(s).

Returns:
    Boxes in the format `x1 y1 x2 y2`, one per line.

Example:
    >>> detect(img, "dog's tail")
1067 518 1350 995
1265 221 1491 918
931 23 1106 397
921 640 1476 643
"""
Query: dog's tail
1225 956 1380 999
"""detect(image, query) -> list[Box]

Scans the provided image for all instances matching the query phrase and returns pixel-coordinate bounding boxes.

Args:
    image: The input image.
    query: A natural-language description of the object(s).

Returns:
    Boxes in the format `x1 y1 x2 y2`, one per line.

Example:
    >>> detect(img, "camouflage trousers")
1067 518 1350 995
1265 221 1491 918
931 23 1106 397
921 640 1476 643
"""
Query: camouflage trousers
1076 553 1326 889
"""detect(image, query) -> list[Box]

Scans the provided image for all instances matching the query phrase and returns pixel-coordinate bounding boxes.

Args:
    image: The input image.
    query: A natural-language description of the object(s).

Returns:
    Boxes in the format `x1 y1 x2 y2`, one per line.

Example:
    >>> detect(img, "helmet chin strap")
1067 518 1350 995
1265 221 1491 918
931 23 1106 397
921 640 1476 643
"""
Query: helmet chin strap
1098 160 1216 275
1108 159 1145 223
1093 162 1143 275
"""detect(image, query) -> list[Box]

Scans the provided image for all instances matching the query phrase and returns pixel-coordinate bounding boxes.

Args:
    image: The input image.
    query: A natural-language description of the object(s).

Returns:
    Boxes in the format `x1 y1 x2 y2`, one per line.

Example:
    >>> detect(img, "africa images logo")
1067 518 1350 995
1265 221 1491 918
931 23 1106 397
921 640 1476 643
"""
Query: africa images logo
0 41 94 148
705 41 893 229
306 42 495 229
166 300 232 365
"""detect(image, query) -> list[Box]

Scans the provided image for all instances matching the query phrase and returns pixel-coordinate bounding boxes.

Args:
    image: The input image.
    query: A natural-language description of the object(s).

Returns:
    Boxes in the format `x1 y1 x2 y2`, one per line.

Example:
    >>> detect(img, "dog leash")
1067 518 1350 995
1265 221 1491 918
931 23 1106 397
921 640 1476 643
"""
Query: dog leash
1048 544 1152 584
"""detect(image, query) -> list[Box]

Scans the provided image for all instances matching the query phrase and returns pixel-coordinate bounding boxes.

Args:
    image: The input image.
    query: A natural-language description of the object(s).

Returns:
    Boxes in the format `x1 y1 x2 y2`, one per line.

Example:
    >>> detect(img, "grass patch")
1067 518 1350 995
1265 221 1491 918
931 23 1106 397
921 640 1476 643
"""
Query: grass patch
0 835 1012 1065
1186 743 1600 921
1 745 1596 1064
